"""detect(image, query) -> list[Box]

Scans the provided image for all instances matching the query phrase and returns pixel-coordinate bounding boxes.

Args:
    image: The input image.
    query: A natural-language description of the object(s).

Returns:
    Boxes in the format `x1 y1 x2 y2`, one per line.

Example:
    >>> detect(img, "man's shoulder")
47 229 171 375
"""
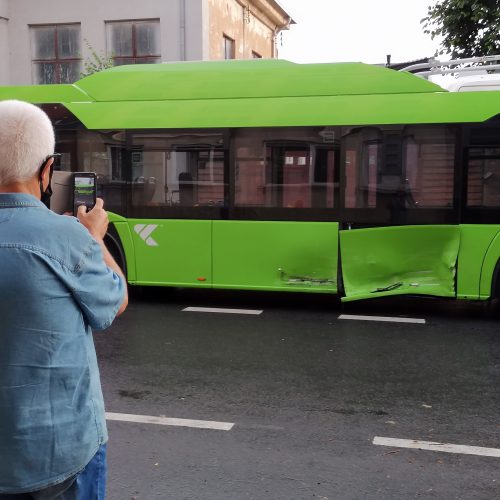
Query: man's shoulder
10 210 96 269
28 210 91 241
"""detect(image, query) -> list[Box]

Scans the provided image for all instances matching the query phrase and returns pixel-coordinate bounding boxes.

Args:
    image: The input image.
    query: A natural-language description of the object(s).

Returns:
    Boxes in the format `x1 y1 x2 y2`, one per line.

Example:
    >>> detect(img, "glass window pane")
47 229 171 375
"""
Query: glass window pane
343 127 381 208
31 26 55 60
135 57 161 64
108 22 133 57
74 130 127 214
235 127 336 208
223 36 235 60
130 131 226 208
403 126 455 208
469 147 500 157
57 25 80 59
136 22 160 56
467 158 500 207
113 58 135 66
59 61 81 83
33 62 56 84
343 125 455 211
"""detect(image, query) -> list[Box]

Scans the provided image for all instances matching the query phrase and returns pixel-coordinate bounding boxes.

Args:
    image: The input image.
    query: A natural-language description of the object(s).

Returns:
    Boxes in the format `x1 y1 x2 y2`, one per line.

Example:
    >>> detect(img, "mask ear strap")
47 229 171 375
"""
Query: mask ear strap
39 160 54 198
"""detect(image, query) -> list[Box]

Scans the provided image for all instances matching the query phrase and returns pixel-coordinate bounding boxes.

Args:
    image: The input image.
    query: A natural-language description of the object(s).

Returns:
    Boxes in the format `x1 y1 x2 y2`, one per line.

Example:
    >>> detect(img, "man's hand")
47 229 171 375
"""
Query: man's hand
77 197 128 315
77 198 109 241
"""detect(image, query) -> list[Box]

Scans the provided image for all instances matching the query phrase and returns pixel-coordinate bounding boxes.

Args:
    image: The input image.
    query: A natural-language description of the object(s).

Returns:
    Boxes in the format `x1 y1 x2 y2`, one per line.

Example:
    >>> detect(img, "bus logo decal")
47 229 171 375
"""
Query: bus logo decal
134 224 159 247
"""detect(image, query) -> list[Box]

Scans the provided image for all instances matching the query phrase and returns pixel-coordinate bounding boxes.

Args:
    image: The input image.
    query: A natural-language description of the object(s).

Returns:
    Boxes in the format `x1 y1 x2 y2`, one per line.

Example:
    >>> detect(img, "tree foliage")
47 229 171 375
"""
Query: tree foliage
80 40 114 78
422 0 500 58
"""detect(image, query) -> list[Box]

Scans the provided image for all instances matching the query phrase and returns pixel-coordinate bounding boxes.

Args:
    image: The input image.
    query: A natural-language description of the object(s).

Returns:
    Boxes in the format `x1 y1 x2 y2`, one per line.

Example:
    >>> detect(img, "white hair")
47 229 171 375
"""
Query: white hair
0 100 55 185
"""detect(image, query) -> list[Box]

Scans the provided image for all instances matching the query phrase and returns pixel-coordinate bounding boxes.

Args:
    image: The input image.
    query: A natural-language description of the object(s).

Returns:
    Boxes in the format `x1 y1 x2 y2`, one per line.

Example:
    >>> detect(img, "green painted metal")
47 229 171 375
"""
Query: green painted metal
63 91 500 130
479 229 500 300
0 84 90 103
212 221 338 293
122 219 339 292
75 60 443 101
456 225 500 300
340 226 460 302
2 60 500 130
107 212 127 223
128 219 212 287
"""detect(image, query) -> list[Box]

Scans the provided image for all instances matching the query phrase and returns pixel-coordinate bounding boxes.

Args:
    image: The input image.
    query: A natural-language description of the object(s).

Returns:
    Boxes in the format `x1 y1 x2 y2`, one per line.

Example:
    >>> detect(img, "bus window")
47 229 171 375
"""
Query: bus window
403 126 456 208
343 127 381 208
234 127 337 208
342 125 456 213
467 148 500 207
54 129 128 215
130 131 226 208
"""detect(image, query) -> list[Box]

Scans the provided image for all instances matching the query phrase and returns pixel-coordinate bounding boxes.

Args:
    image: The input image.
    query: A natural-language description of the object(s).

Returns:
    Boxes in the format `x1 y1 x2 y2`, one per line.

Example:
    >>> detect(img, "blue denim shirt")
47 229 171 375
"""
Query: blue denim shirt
0 193 125 493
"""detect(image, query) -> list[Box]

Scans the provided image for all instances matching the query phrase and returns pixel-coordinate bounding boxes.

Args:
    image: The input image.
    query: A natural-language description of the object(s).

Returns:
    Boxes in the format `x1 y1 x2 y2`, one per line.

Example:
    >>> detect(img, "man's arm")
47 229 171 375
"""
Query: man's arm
76 199 128 316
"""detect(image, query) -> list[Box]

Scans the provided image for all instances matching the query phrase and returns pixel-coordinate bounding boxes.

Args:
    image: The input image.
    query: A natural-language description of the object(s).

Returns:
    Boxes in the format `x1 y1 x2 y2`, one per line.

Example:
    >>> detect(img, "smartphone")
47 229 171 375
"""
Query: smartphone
73 172 97 215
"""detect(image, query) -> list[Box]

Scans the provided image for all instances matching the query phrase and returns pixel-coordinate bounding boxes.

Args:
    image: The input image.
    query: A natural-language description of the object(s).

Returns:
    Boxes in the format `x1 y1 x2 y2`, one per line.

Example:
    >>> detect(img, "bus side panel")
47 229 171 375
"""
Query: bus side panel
128 219 212 287
212 221 338 293
340 225 459 302
111 221 137 282
478 228 500 300
456 225 500 300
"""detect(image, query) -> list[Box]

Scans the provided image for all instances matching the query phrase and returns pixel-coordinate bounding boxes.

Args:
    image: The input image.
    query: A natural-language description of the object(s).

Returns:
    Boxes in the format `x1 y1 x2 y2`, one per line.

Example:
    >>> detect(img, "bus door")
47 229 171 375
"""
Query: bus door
338 125 460 302
458 135 500 300
339 225 460 302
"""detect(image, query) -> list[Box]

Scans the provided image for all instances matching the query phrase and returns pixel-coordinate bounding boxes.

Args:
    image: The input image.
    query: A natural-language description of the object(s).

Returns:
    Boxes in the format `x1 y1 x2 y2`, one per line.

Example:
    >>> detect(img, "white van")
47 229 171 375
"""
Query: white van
399 55 500 92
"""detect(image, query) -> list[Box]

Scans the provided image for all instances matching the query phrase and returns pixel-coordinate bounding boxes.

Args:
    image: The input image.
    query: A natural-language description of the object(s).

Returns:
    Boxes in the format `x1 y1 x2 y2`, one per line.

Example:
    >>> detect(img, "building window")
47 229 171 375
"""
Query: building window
30 24 81 84
252 51 262 59
223 35 235 60
106 20 161 65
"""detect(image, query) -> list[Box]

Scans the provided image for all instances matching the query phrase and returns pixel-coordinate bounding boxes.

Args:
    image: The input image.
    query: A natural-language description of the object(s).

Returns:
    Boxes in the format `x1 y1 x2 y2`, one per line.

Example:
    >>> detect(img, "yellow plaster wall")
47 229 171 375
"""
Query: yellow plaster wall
208 0 276 59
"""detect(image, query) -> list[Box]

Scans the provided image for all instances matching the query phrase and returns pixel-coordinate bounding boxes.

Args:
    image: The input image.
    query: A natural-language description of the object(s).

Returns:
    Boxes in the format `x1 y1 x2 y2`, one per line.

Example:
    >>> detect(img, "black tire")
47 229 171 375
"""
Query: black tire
104 224 127 279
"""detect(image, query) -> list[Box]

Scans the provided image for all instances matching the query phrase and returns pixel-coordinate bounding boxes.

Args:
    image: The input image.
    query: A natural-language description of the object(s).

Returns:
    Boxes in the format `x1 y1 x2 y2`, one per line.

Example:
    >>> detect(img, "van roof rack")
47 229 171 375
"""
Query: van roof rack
399 55 500 79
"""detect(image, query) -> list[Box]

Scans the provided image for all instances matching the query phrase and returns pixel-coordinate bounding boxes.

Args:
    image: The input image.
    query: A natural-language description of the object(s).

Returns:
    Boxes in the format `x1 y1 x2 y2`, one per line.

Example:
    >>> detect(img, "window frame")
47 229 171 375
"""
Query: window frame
223 34 235 60
106 19 161 66
30 23 82 84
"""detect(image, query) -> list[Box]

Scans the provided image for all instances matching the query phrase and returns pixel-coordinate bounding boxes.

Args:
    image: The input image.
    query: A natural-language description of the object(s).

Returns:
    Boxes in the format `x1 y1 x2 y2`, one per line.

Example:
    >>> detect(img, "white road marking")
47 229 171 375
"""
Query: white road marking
373 436 500 458
339 314 426 324
183 306 263 315
105 412 234 431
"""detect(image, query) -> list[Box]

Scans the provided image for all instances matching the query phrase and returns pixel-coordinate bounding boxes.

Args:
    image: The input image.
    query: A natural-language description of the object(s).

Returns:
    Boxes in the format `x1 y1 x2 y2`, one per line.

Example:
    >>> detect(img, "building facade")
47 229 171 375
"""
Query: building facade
0 0 292 86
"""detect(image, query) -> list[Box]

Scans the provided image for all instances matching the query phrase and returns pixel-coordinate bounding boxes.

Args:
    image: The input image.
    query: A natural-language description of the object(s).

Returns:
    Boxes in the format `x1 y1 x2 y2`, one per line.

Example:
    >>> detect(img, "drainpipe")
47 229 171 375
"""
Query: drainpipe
179 0 186 61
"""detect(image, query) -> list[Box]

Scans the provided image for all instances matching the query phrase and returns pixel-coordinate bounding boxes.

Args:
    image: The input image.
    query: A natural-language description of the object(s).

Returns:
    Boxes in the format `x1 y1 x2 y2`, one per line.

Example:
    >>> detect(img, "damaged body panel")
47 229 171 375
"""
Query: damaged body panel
340 225 460 302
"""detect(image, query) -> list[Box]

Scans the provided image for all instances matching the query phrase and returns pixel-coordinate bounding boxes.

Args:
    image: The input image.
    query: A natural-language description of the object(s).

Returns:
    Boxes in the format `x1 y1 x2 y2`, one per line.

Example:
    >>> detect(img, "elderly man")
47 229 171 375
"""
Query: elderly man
0 100 128 499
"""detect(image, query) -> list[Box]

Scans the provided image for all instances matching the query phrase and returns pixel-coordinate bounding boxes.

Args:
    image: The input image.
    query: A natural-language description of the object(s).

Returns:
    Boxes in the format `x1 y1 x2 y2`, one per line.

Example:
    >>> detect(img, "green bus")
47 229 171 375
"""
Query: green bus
2 59 500 303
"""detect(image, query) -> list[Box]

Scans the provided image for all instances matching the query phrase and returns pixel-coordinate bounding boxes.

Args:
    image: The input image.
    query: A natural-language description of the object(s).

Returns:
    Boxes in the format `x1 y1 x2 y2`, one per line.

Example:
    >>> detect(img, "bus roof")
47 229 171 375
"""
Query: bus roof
74 59 445 101
1 59 500 129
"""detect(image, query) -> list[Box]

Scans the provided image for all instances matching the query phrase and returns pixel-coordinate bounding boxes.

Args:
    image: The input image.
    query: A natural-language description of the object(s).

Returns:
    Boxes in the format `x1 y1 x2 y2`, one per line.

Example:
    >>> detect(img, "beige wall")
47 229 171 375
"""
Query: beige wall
208 0 287 59
1 0 291 85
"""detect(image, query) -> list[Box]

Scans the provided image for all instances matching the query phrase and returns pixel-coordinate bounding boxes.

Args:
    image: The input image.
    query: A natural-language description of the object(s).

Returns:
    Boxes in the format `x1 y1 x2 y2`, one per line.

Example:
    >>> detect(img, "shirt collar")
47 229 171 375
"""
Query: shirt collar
0 193 45 208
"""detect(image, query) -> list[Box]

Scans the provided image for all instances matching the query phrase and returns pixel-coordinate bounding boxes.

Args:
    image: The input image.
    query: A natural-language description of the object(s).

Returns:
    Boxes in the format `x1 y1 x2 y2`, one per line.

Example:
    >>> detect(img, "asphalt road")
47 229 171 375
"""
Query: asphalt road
94 289 500 500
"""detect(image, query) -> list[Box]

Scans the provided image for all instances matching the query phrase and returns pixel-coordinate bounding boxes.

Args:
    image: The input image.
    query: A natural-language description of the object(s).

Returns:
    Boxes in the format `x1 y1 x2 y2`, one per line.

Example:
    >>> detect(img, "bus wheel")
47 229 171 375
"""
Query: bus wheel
104 228 127 279
486 259 500 316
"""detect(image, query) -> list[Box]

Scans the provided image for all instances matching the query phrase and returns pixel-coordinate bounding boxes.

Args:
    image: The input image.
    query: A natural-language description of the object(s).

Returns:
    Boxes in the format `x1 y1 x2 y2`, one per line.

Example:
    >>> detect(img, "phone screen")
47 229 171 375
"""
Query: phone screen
73 174 96 214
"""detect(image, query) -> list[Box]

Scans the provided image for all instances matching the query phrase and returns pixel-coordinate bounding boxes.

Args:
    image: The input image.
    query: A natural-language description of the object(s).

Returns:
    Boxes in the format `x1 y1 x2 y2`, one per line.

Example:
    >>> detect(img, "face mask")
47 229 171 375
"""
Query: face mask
38 160 54 208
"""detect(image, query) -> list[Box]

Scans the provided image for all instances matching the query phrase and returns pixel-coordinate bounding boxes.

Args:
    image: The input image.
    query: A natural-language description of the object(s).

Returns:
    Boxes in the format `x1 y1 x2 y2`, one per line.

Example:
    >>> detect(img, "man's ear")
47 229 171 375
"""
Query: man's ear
40 157 54 184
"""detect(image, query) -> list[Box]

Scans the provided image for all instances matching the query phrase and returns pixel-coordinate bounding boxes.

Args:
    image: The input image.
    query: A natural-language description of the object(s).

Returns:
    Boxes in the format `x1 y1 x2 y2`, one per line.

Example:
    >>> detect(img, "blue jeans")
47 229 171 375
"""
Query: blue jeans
0 444 107 500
